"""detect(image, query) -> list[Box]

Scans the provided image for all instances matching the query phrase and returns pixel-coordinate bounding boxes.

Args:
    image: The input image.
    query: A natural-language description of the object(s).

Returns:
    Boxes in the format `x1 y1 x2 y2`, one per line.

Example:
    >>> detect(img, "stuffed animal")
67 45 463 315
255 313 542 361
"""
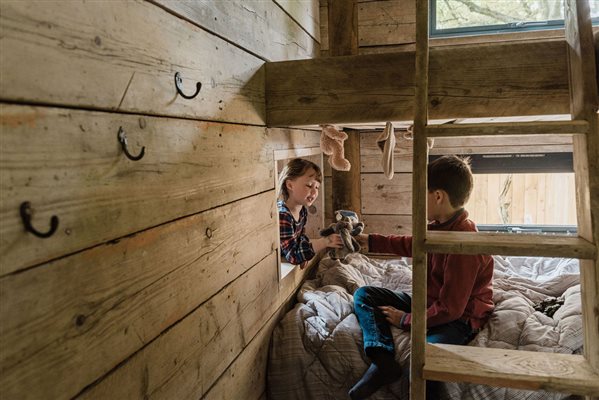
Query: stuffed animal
320 124 351 171
320 210 364 260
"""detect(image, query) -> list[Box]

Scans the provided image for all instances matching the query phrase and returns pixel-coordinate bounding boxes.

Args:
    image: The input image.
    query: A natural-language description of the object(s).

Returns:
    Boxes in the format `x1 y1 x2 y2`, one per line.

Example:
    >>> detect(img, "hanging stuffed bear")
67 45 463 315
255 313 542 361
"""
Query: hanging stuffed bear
320 210 364 260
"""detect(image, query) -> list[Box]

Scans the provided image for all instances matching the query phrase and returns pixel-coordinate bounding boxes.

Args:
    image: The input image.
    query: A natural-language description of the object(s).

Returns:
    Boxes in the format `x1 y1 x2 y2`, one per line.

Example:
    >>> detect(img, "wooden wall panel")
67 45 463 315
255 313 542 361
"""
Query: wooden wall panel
77 252 281 400
362 214 412 235
320 0 415 51
266 40 570 126
0 192 277 400
0 106 272 275
0 0 264 125
153 0 319 61
431 135 573 155
274 0 320 42
361 173 412 215
361 131 413 173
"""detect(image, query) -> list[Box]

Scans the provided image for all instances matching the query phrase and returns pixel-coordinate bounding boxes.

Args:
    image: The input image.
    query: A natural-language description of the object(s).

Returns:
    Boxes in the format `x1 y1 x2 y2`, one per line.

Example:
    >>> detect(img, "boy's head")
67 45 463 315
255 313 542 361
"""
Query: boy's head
427 155 473 209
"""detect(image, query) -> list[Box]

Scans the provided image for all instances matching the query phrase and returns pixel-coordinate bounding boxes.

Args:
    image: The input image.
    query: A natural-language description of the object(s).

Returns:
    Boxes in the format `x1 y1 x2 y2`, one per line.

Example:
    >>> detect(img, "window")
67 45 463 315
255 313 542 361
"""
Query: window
429 152 577 234
431 0 599 37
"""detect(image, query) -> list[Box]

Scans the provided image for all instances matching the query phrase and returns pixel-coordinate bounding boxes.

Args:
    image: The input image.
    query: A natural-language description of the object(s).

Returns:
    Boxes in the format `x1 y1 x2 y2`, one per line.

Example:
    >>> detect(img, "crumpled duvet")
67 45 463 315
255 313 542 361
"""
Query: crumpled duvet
267 253 581 400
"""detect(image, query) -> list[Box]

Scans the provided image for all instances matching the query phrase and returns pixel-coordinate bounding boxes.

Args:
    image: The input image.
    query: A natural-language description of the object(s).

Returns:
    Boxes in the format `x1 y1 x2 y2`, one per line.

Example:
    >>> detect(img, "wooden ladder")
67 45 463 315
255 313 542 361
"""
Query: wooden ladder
409 0 599 399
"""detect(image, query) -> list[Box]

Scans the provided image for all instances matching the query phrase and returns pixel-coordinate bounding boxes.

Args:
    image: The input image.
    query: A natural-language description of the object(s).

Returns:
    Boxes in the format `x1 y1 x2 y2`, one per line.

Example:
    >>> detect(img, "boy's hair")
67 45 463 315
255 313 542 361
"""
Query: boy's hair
278 158 322 201
428 155 473 208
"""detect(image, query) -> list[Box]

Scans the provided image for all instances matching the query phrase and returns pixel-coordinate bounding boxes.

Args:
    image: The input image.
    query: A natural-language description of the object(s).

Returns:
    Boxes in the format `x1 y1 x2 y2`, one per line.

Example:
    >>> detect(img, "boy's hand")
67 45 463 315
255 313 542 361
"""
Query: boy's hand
356 234 369 252
378 306 405 328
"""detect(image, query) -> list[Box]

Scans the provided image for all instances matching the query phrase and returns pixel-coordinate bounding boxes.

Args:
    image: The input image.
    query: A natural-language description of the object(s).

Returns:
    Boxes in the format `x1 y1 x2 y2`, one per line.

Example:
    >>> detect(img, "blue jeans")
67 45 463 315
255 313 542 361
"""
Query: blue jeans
353 286 474 354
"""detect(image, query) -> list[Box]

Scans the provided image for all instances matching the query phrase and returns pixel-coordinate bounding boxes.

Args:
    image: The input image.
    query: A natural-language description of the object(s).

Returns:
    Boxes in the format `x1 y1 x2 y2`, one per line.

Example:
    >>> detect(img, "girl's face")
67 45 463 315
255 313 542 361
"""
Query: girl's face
286 168 321 207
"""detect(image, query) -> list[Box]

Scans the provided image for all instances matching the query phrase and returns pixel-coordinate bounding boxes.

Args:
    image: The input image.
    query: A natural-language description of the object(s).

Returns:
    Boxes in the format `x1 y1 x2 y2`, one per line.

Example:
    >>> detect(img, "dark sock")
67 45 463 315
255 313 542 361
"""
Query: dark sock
349 351 402 400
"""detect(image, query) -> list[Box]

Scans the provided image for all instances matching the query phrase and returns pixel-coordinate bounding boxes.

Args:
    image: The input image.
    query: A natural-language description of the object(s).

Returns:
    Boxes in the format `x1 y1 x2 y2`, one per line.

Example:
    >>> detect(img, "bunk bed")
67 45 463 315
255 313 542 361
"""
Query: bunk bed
267 253 583 400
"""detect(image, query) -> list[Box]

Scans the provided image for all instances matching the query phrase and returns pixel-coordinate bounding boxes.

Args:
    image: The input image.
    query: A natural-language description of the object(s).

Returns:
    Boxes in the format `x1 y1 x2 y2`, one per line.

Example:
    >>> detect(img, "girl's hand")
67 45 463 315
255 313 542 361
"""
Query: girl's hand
326 233 343 248
378 306 405 328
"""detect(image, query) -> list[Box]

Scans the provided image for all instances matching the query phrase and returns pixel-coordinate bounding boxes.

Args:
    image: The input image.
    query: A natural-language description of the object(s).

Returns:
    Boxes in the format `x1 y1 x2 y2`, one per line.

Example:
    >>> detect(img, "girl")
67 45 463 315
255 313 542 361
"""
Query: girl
278 158 342 268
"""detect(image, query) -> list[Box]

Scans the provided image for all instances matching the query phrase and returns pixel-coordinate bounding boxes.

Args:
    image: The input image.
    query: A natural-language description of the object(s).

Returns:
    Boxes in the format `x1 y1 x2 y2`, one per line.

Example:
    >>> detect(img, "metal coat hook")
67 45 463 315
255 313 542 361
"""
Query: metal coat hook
175 72 202 99
118 127 145 161
20 201 59 238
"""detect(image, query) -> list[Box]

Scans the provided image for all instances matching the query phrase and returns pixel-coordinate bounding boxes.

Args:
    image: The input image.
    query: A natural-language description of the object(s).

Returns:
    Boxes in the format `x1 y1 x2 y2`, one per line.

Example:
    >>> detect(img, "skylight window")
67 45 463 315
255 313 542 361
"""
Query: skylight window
431 0 599 37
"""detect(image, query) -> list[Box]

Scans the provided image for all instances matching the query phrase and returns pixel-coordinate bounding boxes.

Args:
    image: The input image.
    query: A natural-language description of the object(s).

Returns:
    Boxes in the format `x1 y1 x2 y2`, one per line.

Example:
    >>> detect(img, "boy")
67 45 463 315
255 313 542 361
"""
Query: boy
349 155 494 400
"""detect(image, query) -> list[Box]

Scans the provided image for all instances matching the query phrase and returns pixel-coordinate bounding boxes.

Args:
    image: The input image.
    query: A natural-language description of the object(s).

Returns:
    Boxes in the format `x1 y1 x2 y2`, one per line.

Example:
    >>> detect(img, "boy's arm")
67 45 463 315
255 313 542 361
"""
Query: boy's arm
400 253 484 329
368 233 413 257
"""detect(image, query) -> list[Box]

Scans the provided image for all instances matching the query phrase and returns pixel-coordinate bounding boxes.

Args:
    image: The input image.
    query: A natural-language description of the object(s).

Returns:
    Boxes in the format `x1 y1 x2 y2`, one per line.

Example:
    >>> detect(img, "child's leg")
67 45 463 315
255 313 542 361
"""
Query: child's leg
350 286 409 400
353 286 411 355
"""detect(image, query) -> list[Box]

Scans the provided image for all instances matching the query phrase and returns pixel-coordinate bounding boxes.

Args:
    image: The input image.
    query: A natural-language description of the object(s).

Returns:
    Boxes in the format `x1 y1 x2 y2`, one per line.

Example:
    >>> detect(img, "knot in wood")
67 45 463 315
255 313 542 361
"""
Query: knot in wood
205 227 213 239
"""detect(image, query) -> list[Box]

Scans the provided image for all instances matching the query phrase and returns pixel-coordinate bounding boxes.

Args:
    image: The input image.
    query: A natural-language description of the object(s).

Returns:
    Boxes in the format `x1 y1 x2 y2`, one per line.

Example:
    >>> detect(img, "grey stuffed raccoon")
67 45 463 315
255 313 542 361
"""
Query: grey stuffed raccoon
320 210 364 260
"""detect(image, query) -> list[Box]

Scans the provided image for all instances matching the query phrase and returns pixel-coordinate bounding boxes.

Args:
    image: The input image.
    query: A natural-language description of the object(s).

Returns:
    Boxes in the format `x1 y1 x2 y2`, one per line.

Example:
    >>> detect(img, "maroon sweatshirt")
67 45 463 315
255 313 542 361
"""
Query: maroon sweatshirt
368 209 494 330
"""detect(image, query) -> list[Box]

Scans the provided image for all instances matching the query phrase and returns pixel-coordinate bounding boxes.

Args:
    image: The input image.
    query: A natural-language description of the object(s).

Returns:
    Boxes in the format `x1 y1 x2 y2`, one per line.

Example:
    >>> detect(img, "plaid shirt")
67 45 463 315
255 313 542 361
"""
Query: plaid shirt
278 200 315 265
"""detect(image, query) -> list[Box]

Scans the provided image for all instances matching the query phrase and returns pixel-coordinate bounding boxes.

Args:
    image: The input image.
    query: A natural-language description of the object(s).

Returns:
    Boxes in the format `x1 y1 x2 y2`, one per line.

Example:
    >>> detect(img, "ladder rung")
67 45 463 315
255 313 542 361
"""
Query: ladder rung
425 231 596 259
424 344 599 397
425 120 589 137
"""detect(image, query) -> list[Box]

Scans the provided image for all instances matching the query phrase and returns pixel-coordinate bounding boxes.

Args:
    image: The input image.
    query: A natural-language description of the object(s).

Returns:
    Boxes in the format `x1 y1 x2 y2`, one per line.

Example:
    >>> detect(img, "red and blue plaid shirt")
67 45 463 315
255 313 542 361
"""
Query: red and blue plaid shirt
278 200 315 265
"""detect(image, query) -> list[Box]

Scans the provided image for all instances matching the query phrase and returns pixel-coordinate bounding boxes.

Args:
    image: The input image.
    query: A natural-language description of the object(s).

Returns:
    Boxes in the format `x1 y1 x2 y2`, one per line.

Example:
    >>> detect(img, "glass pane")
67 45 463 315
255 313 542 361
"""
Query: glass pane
435 0 599 31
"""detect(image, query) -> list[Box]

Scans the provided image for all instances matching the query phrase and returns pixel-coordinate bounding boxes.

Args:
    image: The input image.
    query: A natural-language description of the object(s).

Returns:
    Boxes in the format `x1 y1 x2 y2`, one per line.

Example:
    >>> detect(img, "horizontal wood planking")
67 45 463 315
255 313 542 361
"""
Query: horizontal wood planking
153 0 319 61
361 131 414 173
362 214 412 235
0 106 273 275
267 39 569 126
320 0 415 51
426 120 589 137
424 344 599 396
274 0 320 43
77 252 279 399
361 173 411 215
431 135 573 155
202 253 310 400
0 192 277 400
0 0 264 124
425 231 596 259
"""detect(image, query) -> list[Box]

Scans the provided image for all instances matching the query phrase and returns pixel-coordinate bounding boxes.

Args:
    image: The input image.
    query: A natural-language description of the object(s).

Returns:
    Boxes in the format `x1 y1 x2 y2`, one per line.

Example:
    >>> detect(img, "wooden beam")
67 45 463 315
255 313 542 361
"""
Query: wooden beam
424 344 599 397
327 0 361 218
564 0 599 375
425 231 596 259
266 39 569 126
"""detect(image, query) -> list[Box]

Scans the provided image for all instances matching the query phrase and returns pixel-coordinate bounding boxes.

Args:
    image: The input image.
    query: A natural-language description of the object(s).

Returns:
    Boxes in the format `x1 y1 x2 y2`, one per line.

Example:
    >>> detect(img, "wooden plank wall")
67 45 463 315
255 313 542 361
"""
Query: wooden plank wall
0 1 320 399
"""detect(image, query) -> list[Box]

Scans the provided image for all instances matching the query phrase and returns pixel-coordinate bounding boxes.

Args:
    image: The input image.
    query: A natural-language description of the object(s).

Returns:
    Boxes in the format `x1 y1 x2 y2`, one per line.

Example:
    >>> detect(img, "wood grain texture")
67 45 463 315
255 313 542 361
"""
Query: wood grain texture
361 173 412 215
362 214 412 235
565 0 599 373
361 130 414 173
431 135 573 155
424 344 599 396
274 0 320 42
0 192 277 400
267 39 569 126
77 252 281 400
153 0 319 61
320 0 415 51
0 0 264 124
0 106 272 275
425 231 596 259
426 120 589 137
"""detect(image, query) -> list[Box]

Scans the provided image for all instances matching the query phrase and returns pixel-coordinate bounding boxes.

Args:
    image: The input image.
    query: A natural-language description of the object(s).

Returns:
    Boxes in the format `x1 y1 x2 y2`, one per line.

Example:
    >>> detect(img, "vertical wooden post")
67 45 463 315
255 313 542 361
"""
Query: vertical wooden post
327 0 361 217
565 0 599 379
411 0 430 399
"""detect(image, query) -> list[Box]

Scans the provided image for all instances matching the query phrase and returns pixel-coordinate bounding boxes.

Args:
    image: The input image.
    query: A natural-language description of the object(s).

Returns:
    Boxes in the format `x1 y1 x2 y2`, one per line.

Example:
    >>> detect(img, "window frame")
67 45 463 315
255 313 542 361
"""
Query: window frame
430 0 599 38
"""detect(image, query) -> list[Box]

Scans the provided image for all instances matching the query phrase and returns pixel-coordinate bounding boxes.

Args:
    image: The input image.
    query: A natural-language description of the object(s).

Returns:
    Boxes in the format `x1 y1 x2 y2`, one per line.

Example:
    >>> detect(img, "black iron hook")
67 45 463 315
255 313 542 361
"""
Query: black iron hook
117 127 145 161
20 201 59 238
175 72 202 99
